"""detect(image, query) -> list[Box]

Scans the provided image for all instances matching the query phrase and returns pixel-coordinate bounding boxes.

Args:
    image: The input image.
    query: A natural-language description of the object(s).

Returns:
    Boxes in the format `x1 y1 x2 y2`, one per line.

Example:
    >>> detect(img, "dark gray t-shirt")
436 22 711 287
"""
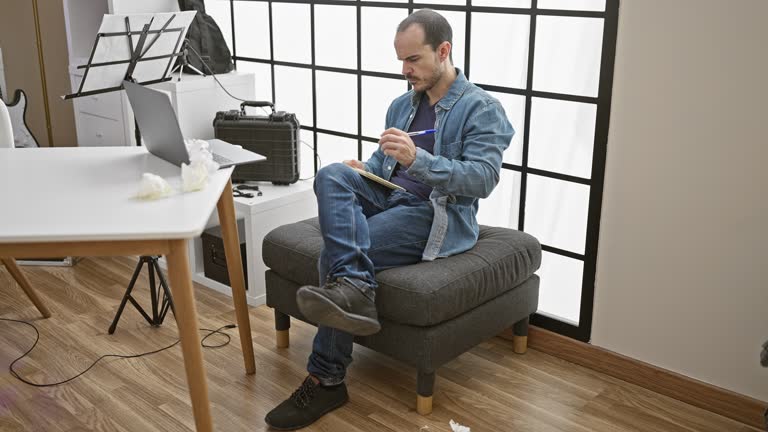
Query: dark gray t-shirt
390 94 436 200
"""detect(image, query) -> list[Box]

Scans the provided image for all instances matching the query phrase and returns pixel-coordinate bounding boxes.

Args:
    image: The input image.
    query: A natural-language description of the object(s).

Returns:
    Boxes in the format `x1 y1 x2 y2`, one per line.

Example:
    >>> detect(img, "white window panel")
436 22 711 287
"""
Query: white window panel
315 5 357 69
299 132 316 180
473 0 531 6
272 3 311 64
235 61 273 104
274 66 313 127
477 169 521 230
417 0 466 5
433 10 466 71
538 0 605 12
361 76 407 139
469 13 530 89
525 174 589 255
204 0 233 52
533 16 603 97
233 1 270 59
316 71 358 135
536 251 583 325
489 91 526 166
529 97 596 179
361 140 379 162
361 7 409 74
317 133 359 167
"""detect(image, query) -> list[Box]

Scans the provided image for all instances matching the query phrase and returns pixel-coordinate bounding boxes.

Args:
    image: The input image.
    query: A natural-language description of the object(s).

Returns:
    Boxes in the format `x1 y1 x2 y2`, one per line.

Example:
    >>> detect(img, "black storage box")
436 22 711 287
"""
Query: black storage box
201 219 248 288
214 101 300 185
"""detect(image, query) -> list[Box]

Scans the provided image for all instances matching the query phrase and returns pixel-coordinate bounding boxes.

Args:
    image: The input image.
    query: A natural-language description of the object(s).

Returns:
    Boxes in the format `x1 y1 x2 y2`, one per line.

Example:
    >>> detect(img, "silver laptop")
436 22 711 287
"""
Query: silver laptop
123 80 265 168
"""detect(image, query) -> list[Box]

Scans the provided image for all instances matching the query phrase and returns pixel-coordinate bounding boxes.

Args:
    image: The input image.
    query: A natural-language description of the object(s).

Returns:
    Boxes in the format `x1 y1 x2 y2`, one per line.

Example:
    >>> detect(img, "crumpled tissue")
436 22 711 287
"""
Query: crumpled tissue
182 138 220 192
449 420 470 432
136 173 173 200
137 139 222 199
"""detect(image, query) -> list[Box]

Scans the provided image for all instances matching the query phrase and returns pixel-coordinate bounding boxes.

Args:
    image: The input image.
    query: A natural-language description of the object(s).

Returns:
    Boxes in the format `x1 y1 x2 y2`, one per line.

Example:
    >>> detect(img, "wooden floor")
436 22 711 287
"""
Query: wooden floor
0 256 759 432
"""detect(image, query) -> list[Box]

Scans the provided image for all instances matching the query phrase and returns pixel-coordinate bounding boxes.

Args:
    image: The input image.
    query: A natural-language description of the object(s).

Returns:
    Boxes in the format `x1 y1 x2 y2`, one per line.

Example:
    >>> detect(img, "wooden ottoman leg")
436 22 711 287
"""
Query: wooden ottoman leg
513 316 529 354
275 309 290 348
416 370 435 415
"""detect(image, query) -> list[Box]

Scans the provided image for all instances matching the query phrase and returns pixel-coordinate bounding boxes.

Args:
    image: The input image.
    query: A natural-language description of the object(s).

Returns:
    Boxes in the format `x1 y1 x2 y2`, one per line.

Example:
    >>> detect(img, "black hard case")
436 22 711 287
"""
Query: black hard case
201 219 248 288
213 101 300 184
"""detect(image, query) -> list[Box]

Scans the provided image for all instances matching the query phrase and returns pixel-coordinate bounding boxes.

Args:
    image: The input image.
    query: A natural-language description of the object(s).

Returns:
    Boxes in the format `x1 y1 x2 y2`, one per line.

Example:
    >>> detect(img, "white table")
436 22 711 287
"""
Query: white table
0 147 254 432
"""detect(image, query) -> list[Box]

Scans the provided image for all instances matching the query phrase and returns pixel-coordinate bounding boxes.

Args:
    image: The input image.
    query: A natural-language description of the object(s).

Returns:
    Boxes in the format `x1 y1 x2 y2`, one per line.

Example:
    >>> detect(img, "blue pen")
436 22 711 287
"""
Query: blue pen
407 129 437 137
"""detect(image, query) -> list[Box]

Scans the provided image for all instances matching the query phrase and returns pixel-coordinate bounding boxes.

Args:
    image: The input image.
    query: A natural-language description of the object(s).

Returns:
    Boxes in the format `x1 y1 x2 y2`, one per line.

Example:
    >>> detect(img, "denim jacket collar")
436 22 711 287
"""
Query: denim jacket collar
409 68 470 112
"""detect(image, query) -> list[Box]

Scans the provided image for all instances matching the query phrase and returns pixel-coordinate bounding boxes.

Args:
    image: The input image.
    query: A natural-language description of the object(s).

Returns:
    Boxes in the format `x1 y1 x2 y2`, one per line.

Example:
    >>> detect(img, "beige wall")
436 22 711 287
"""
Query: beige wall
38 0 77 147
593 0 768 402
0 0 77 147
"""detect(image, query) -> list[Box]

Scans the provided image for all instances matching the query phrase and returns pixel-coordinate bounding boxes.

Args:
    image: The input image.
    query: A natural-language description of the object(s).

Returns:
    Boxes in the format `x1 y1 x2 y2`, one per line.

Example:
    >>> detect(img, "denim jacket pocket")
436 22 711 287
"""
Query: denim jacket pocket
441 140 463 159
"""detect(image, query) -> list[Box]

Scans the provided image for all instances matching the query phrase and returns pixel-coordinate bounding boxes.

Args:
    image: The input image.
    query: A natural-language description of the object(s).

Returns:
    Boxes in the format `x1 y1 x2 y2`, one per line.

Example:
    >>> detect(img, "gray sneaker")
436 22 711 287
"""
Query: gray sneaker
296 277 381 336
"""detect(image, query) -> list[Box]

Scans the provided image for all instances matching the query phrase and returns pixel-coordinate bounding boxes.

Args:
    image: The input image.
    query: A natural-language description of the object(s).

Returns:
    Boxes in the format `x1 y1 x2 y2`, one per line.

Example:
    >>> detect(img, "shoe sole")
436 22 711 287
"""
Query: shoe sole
265 395 349 431
296 288 382 336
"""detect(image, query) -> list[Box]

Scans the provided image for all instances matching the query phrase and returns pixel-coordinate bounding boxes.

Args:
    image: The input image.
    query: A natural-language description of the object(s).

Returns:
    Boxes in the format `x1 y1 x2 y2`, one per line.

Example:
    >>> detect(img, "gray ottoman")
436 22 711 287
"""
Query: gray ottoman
263 217 541 415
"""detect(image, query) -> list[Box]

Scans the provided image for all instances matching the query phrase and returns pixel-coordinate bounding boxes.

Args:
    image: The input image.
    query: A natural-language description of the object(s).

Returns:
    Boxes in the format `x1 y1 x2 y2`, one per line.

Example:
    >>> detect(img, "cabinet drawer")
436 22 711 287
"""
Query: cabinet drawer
76 113 126 147
75 90 123 120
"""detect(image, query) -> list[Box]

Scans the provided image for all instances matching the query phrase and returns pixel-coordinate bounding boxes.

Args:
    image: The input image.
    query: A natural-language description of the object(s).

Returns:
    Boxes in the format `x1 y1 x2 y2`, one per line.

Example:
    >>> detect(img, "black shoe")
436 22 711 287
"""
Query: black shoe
265 376 349 430
296 277 381 336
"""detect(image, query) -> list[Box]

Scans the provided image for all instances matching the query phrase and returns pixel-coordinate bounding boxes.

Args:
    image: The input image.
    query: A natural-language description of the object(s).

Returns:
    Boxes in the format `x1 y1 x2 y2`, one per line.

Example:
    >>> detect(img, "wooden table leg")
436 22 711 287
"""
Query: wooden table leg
217 179 256 375
165 240 213 432
1 258 51 318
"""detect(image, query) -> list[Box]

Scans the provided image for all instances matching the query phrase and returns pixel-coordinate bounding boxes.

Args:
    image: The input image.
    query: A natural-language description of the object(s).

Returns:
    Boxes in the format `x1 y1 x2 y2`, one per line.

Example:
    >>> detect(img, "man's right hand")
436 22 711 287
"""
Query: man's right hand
343 160 364 170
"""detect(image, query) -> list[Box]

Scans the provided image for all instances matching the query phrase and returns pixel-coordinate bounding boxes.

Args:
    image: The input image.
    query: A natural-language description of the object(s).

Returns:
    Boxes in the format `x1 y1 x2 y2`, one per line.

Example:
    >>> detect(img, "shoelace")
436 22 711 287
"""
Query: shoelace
290 377 317 408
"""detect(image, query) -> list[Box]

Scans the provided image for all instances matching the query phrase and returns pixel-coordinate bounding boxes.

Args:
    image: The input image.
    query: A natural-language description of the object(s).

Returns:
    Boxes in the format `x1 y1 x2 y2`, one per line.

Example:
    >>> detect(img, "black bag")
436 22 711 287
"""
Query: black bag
177 0 234 74
214 101 301 185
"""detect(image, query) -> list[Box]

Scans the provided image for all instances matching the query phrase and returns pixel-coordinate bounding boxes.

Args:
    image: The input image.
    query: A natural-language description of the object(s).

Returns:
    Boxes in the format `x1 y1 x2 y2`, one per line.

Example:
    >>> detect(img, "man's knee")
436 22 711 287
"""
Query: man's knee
316 163 356 186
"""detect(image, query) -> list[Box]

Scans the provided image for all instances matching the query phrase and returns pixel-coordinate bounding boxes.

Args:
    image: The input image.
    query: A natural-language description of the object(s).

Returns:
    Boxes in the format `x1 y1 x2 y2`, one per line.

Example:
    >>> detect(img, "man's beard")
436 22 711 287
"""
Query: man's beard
408 64 442 92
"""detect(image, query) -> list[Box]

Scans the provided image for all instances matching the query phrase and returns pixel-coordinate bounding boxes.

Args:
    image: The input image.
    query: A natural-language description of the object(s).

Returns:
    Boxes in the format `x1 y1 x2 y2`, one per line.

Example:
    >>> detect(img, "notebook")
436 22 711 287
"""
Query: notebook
351 167 405 191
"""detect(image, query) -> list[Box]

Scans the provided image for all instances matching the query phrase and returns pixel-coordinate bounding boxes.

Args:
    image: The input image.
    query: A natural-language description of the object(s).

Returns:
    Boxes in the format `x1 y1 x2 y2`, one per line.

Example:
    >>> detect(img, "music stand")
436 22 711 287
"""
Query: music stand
66 11 196 99
65 11 196 334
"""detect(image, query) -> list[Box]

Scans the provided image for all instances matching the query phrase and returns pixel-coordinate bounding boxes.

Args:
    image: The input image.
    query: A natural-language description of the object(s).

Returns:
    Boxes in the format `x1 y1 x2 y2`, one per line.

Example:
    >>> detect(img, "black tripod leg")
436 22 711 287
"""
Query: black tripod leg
148 257 159 325
109 257 146 334
153 258 175 324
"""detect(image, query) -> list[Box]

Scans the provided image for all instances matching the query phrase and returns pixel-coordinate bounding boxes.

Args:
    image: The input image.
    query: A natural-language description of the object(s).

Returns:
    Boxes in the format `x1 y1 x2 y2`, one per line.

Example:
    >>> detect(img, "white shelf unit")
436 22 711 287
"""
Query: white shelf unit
159 180 318 306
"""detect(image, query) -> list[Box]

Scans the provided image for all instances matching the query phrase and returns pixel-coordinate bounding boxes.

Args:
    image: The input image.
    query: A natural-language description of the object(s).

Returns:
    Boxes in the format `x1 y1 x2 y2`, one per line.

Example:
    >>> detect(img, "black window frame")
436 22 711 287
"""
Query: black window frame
226 0 620 342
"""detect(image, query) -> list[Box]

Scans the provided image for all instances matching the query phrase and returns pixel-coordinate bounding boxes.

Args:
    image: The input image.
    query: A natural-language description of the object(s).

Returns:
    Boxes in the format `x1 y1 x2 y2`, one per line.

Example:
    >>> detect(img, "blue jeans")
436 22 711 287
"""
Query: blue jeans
306 163 433 385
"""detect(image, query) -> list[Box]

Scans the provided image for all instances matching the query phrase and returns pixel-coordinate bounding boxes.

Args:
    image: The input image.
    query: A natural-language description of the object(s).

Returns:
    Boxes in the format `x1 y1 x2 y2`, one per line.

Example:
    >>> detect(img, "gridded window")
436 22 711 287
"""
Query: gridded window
314 5 357 69
226 0 619 342
273 65 312 127
533 16 604 97
469 13 530 89
361 7 408 75
528 97 596 178
232 1 270 59
272 3 312 64
361 76 407 139
489 91 526 166
315 71 357 135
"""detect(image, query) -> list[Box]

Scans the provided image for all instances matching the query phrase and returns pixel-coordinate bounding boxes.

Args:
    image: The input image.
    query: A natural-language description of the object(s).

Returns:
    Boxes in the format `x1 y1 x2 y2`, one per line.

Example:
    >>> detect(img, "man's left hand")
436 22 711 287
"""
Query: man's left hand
379 128 417 168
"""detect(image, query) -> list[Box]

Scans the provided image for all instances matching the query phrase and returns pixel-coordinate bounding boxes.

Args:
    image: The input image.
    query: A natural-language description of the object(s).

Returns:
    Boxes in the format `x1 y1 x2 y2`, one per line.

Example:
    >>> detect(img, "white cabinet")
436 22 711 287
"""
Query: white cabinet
148 72 256 141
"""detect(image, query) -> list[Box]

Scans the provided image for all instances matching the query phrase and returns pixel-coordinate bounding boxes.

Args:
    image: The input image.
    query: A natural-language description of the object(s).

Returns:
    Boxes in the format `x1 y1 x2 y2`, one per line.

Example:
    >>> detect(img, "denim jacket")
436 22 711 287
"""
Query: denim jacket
364 69 514 260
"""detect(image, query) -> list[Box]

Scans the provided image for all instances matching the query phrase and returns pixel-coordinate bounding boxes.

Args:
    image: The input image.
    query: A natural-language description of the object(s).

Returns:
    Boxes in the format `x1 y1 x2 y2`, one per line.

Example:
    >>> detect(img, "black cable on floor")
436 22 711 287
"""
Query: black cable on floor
0 318 236 387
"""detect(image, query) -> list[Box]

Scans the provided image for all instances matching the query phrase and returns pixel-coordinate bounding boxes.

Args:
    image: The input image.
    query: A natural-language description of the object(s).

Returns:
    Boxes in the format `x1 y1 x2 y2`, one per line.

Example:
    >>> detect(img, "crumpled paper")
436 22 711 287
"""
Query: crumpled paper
449 420 470 432
182 138 220 192
137 139 222 199
136 173 173 200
